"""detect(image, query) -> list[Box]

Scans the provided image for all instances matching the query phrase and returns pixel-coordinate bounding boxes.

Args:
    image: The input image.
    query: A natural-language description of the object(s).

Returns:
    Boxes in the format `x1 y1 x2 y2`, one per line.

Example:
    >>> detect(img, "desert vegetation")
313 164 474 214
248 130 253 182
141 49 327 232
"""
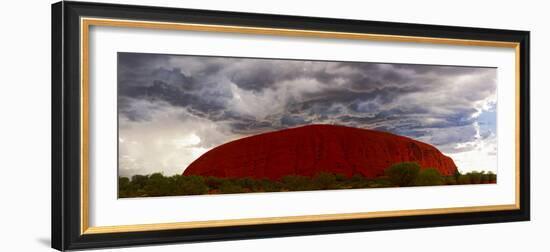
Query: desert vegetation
118 162 496 198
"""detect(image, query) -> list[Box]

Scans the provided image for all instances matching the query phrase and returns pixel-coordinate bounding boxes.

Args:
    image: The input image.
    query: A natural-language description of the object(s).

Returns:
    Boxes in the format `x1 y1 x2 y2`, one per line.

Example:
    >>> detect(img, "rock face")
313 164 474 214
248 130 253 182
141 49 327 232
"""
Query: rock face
183 124 457 179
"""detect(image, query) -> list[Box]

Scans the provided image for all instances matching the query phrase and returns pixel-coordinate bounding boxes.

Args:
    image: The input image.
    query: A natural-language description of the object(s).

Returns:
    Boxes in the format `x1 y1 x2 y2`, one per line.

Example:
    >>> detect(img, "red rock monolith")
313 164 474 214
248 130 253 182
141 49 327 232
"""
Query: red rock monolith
183 124 457 179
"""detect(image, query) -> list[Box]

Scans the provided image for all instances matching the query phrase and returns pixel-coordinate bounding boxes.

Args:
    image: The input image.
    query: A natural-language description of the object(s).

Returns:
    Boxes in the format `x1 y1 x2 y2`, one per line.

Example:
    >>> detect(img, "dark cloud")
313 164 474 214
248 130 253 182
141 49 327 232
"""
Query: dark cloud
118 52 496 155
229 61 301 91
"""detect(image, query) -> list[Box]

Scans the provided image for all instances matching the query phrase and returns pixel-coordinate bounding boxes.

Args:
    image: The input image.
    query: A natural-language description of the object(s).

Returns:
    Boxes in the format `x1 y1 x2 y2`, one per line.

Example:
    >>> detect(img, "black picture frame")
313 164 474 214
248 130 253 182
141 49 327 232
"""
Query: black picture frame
52 1 530 251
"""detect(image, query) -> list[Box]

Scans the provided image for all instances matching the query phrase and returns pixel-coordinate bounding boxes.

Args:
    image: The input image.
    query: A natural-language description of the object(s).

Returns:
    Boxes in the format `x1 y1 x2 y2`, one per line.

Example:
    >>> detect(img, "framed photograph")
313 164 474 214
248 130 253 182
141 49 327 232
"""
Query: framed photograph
52 1 530 250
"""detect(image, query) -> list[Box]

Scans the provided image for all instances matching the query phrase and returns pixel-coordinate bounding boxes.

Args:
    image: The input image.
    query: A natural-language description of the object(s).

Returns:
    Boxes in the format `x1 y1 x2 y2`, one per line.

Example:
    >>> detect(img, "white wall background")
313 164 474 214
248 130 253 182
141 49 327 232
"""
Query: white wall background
0 0 547 251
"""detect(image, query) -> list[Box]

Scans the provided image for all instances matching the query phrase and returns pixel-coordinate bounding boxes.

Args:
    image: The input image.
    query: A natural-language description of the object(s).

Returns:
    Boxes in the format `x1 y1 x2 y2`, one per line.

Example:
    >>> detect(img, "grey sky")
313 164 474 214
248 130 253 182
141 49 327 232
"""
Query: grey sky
118 52 497 177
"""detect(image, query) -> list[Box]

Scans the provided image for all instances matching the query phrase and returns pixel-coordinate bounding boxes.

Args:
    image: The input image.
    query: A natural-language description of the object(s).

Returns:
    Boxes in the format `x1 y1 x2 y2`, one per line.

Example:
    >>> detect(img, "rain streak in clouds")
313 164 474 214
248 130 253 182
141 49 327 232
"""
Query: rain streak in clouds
118 52 497 177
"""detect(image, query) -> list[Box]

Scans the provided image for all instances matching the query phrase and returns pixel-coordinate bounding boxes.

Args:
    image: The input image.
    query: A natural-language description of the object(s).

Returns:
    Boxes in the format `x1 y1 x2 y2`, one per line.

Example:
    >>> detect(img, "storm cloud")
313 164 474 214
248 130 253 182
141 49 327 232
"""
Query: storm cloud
118 52 497 176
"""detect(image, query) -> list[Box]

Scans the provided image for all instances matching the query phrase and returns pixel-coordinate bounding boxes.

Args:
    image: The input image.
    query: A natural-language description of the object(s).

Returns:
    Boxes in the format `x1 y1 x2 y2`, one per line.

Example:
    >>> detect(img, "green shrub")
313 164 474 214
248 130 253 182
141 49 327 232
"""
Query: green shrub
444 176 457 185
469 171 483 184
367 176 394 188
480 173 489 183
234 177 260 191
281 175 314 191
456 171 499 185
119 177 130 187
454 170 462 180
116 168 496 197
131 174 149 188
205 176 225 189
118 177 131 197
175 175 208 195
414 168 443 186
313 172 338 190
350 174 369 188
457 174 471 184
218 180 246 194
384 162 421 186
334 173 347 182
259 179 283 192
486 171 497 182
144 173 175 196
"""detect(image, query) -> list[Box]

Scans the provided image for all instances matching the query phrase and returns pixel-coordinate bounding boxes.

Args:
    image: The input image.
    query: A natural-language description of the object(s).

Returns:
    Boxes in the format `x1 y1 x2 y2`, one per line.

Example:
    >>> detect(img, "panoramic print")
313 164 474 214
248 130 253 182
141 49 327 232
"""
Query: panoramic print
117 52 497 198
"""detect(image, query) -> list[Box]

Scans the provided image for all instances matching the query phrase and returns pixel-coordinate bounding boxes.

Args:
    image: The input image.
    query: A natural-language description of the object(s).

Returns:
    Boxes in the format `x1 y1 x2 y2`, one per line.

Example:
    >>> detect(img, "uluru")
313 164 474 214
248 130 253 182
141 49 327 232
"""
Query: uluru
183 124 457 180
